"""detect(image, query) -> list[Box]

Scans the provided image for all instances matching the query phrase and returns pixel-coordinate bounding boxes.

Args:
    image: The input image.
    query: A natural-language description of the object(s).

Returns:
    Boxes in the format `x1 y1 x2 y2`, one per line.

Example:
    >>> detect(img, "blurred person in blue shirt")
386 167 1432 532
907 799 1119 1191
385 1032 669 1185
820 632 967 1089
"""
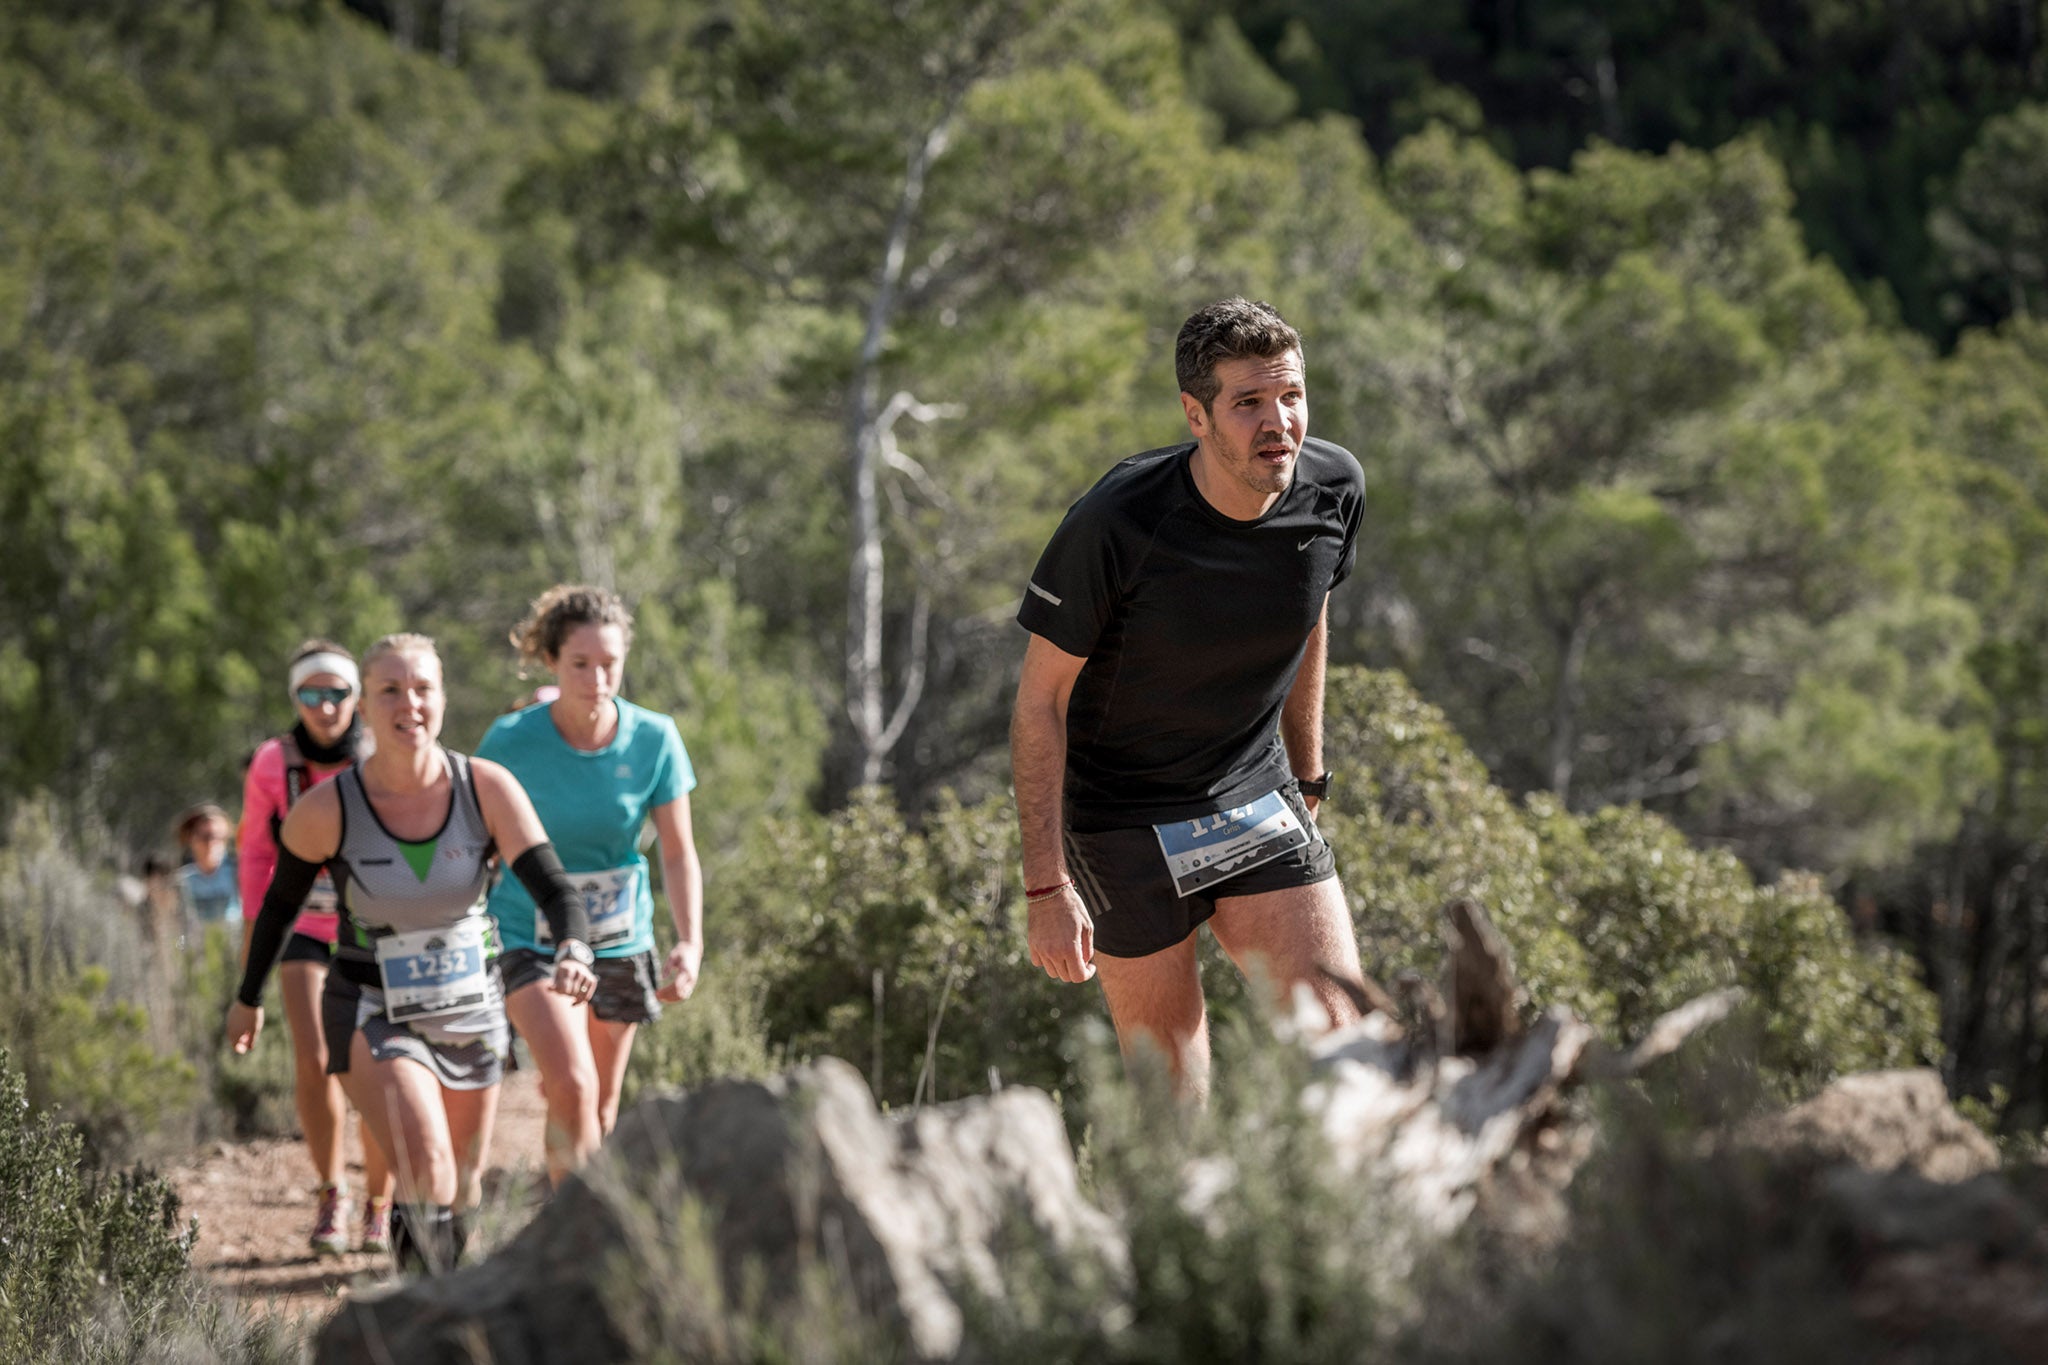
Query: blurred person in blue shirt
175 803 242 930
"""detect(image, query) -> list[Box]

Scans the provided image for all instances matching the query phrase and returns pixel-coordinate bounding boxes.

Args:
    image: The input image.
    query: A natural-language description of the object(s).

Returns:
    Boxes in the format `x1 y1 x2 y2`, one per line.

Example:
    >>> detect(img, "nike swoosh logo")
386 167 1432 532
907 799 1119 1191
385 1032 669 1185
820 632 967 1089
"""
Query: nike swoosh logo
1297 537 1315 551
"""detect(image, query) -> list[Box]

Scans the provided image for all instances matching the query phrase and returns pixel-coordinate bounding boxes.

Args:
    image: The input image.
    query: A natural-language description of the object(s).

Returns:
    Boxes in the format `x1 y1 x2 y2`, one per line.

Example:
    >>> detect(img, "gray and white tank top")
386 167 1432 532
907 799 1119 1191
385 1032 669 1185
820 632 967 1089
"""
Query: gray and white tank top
331 748 495 958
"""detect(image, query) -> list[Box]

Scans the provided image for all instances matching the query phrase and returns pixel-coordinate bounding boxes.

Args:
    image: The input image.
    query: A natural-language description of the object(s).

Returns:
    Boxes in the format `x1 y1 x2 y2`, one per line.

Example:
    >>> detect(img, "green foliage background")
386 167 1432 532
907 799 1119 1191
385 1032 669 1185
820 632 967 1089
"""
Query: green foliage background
0 0 2041 1155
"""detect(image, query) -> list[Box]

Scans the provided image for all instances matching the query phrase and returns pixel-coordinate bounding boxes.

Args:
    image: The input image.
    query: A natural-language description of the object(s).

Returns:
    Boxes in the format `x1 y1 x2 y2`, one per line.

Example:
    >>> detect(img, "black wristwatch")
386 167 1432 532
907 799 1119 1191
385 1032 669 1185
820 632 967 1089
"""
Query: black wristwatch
1297 772 1333 801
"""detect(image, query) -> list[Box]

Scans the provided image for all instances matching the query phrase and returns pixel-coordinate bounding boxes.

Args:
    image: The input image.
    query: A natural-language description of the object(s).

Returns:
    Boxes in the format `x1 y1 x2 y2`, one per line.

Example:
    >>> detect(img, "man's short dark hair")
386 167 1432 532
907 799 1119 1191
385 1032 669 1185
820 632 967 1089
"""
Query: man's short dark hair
1175 298 1303 409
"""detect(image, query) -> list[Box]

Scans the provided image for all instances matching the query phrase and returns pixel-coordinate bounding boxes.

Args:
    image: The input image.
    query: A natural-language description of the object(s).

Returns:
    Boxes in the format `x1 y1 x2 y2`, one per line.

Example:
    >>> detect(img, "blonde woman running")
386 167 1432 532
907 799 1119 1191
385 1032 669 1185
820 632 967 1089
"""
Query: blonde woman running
238 640 395 1256
477 585 703 1183
228 634 597 1272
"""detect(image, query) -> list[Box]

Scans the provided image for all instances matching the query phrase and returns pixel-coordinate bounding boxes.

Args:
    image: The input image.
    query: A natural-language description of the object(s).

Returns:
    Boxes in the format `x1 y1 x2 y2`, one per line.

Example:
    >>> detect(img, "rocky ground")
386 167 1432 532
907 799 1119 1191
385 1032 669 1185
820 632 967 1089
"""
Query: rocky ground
163 901 2048 1363
166 1067 548 1327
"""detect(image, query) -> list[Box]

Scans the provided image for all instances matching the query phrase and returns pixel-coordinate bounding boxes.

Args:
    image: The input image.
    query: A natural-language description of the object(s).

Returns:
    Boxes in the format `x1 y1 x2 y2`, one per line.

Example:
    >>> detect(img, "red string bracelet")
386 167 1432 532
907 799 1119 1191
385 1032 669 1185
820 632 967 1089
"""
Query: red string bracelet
1024 878 1074 902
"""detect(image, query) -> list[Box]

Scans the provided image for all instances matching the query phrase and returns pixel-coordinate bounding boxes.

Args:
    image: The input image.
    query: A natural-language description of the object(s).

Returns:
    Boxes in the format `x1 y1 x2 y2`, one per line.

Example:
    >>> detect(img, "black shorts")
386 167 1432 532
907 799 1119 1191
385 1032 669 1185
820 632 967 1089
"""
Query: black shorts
496 947 664 1026
280 932 332 965
1064 784 1337 959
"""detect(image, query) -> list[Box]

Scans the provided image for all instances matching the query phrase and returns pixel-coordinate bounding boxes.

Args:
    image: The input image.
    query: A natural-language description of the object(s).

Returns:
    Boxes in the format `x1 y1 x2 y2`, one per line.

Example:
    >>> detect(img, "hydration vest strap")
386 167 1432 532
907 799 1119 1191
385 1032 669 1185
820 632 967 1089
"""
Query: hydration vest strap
277 732 310 809
268 733 313 845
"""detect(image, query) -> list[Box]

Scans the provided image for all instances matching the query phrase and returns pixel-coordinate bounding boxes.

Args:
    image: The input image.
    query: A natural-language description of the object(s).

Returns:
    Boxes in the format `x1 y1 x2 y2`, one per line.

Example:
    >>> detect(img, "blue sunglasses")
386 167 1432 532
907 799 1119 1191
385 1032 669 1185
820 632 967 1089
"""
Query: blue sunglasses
295 685 353 707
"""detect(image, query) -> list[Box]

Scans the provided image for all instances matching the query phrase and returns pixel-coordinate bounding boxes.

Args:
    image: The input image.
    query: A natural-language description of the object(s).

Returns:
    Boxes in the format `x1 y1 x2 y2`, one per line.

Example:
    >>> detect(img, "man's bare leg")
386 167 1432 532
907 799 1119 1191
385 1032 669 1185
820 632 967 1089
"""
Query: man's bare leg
1093 933 1211 1105
1208 876 1366 1032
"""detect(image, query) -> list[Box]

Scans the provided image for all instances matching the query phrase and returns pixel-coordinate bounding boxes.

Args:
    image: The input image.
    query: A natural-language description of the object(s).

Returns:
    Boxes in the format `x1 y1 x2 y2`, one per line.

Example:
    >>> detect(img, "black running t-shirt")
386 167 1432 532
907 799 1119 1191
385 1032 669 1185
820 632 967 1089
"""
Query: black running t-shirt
1017 437 1364 831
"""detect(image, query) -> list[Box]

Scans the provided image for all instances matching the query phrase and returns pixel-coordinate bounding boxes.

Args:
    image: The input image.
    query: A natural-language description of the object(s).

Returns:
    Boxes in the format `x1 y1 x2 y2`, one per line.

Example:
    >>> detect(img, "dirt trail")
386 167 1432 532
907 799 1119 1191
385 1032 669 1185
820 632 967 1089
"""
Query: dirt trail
166 1067 548 1326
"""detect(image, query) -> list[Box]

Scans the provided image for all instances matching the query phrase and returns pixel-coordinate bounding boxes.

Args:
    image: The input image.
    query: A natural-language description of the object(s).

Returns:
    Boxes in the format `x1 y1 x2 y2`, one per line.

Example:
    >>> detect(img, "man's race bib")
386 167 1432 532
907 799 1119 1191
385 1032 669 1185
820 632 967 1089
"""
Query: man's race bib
376 918 490 1023
534 865 640 951
1153 789 1311 897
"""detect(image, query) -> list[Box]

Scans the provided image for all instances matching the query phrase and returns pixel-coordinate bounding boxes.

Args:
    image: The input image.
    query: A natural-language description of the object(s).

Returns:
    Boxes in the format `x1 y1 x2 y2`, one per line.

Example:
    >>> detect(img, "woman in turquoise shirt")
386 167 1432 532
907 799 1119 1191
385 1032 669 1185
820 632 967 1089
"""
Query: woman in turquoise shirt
477 585 704 1183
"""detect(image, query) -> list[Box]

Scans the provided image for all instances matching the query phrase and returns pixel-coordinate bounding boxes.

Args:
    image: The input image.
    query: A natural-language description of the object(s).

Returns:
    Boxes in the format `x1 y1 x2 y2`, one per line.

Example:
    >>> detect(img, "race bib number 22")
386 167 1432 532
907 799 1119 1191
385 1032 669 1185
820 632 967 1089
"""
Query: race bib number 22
535 865 640 951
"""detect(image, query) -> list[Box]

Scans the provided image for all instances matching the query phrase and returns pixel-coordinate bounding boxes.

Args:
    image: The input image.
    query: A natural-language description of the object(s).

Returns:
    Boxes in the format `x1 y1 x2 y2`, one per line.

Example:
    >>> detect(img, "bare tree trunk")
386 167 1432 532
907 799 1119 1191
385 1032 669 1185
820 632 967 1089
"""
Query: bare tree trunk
1591 24 1623 143
846 118 950 787
1955 839 2006 1098
870 967 886 1099
439 0 460 65
1547 602 1590 799
2014 847 2045 1121
1936 833 1972 1090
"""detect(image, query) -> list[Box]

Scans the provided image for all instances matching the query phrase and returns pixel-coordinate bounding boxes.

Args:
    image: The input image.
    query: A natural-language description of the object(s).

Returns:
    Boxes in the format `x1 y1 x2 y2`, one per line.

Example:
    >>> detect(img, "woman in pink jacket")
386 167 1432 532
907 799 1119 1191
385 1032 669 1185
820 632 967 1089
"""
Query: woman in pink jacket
239 639 396 1257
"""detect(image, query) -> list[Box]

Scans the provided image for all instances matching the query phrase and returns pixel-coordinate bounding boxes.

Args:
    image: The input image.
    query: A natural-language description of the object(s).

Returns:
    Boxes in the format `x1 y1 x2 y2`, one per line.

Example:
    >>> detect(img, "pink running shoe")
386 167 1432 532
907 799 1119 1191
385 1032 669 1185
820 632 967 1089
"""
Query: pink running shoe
309 1184 349 1258
359 1197 392 1256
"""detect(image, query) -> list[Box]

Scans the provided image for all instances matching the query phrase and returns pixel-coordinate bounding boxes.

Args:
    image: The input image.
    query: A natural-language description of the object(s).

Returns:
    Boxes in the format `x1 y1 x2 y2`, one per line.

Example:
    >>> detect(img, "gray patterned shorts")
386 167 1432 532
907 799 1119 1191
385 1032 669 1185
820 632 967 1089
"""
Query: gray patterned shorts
322 972 508 1091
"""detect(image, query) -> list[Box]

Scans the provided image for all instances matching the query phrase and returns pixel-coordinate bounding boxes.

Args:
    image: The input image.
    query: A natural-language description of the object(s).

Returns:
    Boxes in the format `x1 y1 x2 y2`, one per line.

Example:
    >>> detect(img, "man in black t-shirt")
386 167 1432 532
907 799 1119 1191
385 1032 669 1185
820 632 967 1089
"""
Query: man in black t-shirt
1011 297 1377 1103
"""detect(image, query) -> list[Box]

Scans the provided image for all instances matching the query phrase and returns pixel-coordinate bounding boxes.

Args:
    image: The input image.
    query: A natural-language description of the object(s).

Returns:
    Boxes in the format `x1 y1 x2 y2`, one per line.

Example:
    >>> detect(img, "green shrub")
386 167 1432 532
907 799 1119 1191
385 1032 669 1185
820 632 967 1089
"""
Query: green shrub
618 669 1933 1138
0 1056 190 1362
1532 797 1940 1096
962 1019 1404 1364
729 790 1096 1111
178 924 296 1141
587 1151 900 1365
622 948 781 1109
1327 668 1938 1097
964 1022 1986 1365
1740 872 1941 1095
0 802 202 1159
0 801 295 1157
0 1045 298 1363
1322 668 1601 1020
654 668 1938 1123
20 964 198 1162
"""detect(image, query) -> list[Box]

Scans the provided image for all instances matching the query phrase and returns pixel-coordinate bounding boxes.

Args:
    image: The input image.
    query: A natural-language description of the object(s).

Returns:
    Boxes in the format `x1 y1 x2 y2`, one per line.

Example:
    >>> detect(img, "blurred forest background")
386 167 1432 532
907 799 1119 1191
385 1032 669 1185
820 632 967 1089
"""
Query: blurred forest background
7 0 2048 1161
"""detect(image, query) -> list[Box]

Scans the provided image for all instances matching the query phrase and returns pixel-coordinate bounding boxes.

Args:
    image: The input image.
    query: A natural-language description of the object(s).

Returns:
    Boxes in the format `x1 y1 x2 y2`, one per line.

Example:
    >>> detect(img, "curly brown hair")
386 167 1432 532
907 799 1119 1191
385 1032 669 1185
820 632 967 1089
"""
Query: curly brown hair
509 584 634 674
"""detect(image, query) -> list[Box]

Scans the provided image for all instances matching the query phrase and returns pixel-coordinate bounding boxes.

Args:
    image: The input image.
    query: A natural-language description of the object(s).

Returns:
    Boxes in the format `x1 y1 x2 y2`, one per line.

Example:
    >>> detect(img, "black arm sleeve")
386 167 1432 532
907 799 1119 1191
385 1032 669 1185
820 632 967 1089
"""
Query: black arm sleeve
235 848 322 1008
512 842 589 950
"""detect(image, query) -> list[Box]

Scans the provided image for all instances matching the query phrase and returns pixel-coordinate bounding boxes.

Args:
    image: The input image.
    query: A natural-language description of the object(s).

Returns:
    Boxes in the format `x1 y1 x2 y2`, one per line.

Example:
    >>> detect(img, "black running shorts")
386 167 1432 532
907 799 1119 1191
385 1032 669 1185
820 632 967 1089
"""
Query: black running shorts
280 931 332 965
1063 782 1337 959
496 947 665 1026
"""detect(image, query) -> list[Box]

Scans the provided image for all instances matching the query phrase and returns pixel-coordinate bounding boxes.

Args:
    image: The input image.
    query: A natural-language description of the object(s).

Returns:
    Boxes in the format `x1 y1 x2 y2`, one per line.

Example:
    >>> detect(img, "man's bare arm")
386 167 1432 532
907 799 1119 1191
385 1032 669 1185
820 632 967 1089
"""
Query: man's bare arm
1281 598 1330 814
1011 632 1094 982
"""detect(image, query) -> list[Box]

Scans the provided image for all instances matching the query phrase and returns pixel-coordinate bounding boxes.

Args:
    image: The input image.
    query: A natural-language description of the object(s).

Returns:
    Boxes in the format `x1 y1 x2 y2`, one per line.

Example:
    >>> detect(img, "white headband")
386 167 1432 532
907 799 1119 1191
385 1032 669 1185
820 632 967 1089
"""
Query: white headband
288 653 361 698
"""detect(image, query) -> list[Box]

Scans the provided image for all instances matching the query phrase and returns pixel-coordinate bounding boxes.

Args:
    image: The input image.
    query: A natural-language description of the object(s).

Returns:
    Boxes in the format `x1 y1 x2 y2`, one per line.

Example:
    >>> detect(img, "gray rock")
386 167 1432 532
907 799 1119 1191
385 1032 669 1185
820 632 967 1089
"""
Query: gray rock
314 900 2006 1362
1739 1069 2000 1182
1815 1166 2048 1360
316 1057 1124 1364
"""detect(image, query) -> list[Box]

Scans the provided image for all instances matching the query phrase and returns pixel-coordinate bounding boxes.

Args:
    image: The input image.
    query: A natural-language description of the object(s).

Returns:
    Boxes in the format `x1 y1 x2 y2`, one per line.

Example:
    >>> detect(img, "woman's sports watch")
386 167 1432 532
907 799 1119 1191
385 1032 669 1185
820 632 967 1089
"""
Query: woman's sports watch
1297 772 1333 801
554 938 595 968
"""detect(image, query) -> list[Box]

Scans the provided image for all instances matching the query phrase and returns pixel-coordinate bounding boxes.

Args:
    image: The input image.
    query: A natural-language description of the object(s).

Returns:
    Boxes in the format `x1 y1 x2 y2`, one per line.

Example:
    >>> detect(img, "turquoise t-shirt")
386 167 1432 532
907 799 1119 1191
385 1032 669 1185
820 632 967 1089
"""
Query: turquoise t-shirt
477 697 695 958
